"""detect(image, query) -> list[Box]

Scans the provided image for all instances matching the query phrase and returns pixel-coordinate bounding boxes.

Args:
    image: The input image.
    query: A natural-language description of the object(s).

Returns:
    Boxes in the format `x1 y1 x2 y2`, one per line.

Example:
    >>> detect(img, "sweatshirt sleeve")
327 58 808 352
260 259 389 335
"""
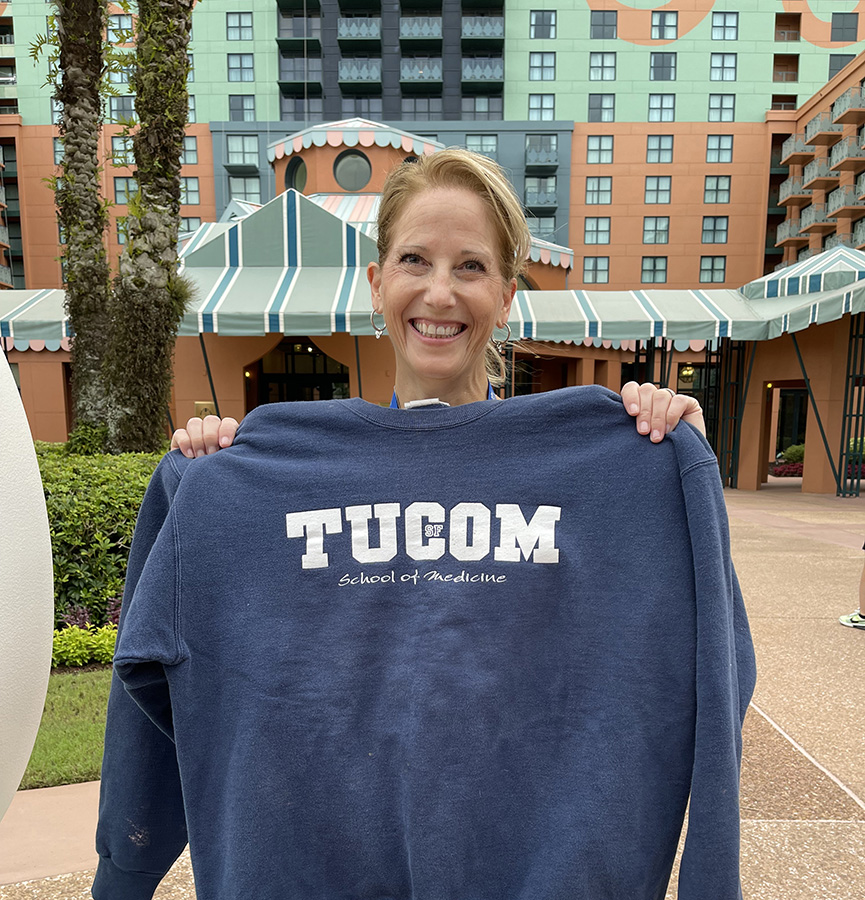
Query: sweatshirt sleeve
92 453 190 900
676 455 757 900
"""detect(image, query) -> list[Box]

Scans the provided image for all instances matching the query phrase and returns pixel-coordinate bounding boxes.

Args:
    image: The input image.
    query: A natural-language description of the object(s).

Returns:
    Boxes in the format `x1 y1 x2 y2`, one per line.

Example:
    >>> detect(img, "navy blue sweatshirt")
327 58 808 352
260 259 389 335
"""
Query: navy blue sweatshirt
94 386 755 899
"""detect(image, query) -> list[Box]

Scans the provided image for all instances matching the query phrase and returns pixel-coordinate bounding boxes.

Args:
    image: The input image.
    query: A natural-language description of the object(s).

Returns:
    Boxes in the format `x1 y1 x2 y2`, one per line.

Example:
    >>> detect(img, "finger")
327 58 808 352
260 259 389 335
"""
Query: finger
200 415 223 455
620 381 641 416
218 417 240 448
636 382 661 437
170 428 193 457
184 417 205 458
647 388 674 442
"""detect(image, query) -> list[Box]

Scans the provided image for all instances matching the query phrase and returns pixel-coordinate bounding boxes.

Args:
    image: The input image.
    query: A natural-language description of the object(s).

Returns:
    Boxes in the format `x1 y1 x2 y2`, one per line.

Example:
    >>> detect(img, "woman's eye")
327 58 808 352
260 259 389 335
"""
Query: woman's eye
462 260 485 273
400 254 423 265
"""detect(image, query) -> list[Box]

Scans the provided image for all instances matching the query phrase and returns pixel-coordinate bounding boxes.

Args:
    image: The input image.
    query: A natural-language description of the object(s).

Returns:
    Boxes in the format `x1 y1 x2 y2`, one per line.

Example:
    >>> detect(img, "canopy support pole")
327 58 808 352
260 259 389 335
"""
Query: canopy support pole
727 342 756 489
354 337 363 399
790 333 839 486
199 333 221 418
661 340 674 389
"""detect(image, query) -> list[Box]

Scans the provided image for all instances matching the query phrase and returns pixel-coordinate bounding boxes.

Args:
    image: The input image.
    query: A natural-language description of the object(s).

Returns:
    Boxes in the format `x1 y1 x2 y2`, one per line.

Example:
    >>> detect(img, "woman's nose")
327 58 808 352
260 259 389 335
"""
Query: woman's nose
425 267 456 308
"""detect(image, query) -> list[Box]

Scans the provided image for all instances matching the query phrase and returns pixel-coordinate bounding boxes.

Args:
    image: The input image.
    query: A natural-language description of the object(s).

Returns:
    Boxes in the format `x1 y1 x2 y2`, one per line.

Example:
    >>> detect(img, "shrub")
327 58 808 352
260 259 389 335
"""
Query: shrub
772 462 804 477
52 623 118 668
36 444 162 627
782 444 805 464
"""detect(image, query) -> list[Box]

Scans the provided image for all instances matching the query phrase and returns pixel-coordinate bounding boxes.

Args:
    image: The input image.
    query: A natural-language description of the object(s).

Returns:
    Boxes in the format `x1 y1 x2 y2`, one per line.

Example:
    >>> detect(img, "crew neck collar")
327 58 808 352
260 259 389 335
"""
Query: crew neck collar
342 396 501 430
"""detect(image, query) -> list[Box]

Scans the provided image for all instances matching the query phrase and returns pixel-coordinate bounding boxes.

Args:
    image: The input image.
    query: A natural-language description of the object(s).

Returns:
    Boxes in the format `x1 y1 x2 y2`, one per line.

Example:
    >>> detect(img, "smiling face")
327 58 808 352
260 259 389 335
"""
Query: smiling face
368 187 516 406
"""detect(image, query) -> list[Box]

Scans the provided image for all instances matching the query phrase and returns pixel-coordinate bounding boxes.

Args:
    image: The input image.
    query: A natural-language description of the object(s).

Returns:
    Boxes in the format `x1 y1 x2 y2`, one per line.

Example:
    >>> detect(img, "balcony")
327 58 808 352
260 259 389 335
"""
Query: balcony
854 218 865 248
0 224 8 247
337 17 381 48
779 176 812 205
525 146 558 169
780 134 813 166
797 248 819 262
775 218 808 245
805 111 844 146
0 105 19 118
399 16 442 48
276 15 321 50
400 57 443 85
802 158 840 190
0 185 6 206
0 35 13 55
827 185 865 218
826 232 855 251
799 203 835 233
461 16 504 48
461 57 503 85
338 58 382 87
829 136 865 172
832 87 865 125
524 190 557 210
0 81 16 101
0 264 11 287
278 58 323 94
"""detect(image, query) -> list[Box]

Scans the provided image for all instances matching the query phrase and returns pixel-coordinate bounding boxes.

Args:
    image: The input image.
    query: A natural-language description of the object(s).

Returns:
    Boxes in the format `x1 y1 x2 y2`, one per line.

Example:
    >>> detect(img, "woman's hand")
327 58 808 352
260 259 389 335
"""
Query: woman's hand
621 382 706 442
170 415 239 458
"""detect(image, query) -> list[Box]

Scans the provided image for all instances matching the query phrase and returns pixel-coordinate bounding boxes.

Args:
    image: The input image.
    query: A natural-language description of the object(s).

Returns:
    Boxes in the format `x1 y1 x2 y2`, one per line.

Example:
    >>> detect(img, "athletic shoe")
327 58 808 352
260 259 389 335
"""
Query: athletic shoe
839 611 865 629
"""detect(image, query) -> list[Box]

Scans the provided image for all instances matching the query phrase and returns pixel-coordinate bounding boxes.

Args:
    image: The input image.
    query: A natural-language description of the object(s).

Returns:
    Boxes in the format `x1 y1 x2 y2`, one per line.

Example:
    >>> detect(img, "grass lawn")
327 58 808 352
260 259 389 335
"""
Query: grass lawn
20 666 113 790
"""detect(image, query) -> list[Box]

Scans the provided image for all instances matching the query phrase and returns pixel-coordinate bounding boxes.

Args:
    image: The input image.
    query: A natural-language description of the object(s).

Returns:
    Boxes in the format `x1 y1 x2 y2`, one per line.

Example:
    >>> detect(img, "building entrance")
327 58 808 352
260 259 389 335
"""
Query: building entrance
249 338 350 409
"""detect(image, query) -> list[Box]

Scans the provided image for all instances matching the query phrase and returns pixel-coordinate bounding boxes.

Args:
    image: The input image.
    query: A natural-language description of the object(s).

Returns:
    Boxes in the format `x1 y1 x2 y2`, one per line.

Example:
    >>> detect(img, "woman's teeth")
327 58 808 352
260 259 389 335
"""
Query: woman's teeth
412 321 464 338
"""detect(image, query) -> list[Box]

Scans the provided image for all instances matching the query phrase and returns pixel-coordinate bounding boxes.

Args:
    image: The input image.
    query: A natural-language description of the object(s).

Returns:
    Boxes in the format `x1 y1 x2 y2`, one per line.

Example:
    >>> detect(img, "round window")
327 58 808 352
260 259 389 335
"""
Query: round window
333 150 372 191
285 157 307 193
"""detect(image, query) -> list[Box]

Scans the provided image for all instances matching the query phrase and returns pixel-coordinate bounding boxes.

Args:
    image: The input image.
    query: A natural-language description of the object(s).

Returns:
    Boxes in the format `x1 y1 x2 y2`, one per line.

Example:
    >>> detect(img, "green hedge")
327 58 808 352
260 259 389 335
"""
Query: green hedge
36 443 163 627
52 624 118 667
782 443 805 464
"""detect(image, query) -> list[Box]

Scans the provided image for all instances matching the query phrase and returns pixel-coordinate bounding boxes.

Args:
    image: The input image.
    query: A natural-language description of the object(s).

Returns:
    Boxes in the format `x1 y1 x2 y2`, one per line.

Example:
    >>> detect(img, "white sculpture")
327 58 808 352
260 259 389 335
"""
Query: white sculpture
0 351 54 821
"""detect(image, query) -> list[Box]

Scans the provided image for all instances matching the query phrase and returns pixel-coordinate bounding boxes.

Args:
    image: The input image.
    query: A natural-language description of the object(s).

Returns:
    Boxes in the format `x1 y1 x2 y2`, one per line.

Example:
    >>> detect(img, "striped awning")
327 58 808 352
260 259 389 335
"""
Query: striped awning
743 246 865 300
0 290 70 343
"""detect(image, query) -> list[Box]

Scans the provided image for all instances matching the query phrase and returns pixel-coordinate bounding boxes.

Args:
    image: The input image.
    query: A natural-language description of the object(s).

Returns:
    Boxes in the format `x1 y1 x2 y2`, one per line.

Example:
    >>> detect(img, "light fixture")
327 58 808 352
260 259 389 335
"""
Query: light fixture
767 382 773 389
244 371 251 379
678 364 695 384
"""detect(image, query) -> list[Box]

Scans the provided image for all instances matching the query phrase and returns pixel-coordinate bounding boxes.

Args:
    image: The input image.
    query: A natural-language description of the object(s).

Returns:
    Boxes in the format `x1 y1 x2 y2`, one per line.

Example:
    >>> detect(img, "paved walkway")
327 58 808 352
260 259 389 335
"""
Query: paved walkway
1 477 864 898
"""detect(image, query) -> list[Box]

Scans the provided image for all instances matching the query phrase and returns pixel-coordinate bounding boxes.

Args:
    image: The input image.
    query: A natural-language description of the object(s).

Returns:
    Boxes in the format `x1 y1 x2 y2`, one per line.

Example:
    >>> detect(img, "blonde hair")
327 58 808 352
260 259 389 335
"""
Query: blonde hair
376 149 531 387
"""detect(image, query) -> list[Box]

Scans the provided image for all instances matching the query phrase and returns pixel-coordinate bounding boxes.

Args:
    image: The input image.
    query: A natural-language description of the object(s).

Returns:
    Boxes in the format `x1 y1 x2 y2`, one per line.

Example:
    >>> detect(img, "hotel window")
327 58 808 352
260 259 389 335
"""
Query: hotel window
647 135 673 163
530 52 556 80
181 136 198 166
700 256 726 283
771 94 797 111
588 93 614 122
706 134 733 163
527 216 556 238
109 96 136 122
641 256 667 284
116 217 129 246
587 135 614 164
462 96 502 120
529 11 556 40
283 96 324 121
648 94 675 122
583 257 609 284
188 95 196 124
708 94 735 122
831 13 858 43
107 14 132 43
704 175 731 203
114 176 138 205
529 93 555 120
586 176 612 205
180 176 200 205
584 217 611 245
180 217 202 234
643 216 670 244
228 54 254 82
830 54 855 80
229 95 255 121
227 12 253 41
775 13 801 42
651 11 677 40
702 216 728 243
53 137 64 166
650 53 676 81
590 11 616 39
525 175 557 197
112 135 134 165
227 134 258 165
589 52 615 81
342 97 383 118
187 54 194 83
773 54 799 82
466 134 497 157
229 176 261 203
710 53 737 81
712 12 738 40
109 60 133 84
52 99 64 125
645 175 671 204
403 96 443 119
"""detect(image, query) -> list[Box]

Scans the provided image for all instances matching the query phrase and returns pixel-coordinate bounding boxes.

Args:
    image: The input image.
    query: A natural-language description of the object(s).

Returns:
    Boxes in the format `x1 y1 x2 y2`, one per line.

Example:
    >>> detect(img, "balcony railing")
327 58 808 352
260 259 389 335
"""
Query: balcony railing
805 111 844 143
524 191 557 207
826 232 854 251
827 186 865 215
461 16 504 38
803 157 839 187
337 17 381 40
854 218 865 246
800 203 831 229
338 58 382 82
779 177 812 203
461 58 503 81
399 16 442 39
0 224 8 246
773 69 798 82
400 58 443 81
832 87 865 122
0 185 6 206
0 35 13 45
797 248 818 262
776 219 805 243
526 147 558 167
775 29 800 41
0 265 11 286
279 58 323 80
781 134 812 163
830 136 865 169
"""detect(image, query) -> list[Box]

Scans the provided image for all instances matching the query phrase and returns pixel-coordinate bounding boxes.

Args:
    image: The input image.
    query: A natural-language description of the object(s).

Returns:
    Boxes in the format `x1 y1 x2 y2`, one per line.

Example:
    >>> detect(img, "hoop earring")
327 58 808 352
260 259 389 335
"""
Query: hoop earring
370 309 387 340
492 321 512 354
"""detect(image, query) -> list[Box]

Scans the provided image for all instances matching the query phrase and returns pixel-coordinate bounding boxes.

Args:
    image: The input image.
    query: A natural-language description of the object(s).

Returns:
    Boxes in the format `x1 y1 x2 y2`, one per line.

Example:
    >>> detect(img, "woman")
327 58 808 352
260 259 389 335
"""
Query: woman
95 150 752 899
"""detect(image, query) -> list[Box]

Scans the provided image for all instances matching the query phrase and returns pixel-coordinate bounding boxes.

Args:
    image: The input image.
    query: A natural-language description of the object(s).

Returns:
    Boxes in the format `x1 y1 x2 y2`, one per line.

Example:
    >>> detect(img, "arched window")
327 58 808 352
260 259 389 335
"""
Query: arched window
333 149 372 191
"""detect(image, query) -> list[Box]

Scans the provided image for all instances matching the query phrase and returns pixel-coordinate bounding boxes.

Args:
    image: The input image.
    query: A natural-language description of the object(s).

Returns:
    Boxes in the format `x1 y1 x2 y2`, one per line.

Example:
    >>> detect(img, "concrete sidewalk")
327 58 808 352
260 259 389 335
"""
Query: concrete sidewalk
2 477 864 898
